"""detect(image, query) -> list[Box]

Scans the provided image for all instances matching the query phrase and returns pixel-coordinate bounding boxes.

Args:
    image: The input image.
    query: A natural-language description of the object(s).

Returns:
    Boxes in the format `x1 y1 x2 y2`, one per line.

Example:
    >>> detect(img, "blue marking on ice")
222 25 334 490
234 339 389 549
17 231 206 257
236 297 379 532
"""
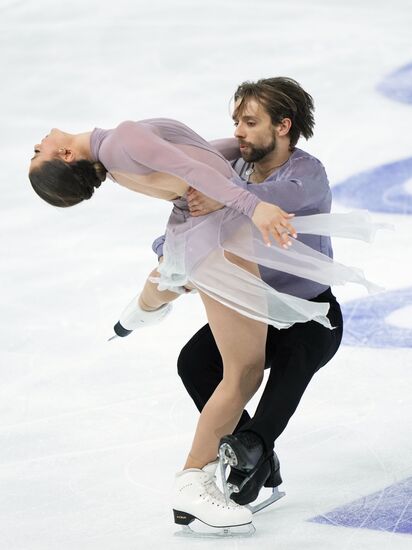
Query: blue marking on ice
309 477 412 535
377 62 412 104
332 156 412 214
341 287 412 348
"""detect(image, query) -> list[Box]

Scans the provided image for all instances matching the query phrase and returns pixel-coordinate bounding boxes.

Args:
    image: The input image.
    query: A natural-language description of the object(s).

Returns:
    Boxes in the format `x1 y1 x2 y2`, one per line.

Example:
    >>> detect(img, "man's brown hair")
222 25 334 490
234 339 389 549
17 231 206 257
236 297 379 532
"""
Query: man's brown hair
233 77 315 148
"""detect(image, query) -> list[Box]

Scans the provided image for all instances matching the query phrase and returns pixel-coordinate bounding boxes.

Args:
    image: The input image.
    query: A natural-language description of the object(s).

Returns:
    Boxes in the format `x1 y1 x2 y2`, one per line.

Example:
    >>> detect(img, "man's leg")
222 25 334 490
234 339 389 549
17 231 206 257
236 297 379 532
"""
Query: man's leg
243 293 343 451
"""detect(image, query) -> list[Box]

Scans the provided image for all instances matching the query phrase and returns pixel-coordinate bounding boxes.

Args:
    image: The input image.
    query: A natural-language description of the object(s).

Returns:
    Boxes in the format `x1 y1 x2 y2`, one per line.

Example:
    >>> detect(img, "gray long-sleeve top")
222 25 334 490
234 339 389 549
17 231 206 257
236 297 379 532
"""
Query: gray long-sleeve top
152 138 333 300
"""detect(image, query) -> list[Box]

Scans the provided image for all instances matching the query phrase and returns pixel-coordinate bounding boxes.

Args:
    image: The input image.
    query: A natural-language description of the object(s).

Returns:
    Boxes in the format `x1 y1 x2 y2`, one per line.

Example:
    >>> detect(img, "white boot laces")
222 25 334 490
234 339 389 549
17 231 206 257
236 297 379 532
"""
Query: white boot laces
202 472 239 509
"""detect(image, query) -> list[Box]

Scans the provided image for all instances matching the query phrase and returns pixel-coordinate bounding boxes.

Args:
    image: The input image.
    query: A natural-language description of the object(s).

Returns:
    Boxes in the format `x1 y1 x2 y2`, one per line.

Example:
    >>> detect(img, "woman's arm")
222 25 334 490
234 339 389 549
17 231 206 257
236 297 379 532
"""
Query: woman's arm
117 121 259 218
117 121 296 246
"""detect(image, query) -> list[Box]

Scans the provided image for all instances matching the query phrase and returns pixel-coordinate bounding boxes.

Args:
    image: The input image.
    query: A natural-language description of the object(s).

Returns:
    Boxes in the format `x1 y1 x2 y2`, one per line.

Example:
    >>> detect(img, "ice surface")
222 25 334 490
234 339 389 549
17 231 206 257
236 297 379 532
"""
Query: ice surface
1 0 412 549
309 477 412 534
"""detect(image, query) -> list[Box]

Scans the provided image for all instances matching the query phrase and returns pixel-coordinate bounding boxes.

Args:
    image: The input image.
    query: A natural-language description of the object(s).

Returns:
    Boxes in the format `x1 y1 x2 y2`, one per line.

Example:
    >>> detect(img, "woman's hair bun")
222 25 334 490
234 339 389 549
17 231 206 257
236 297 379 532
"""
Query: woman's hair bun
29 158 107 207
93 161 107 185
70 160 106 198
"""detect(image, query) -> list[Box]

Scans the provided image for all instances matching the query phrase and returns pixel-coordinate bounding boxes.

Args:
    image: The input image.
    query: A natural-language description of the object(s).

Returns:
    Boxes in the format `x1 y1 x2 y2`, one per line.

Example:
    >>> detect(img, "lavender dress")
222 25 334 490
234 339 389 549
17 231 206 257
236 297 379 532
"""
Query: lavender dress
91 118 384 329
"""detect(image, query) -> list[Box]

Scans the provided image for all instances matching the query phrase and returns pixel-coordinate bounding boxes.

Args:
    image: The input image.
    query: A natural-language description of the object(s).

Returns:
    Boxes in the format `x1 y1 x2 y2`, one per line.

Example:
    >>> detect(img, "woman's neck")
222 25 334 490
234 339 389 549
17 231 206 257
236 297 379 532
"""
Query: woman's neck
72 132 93 161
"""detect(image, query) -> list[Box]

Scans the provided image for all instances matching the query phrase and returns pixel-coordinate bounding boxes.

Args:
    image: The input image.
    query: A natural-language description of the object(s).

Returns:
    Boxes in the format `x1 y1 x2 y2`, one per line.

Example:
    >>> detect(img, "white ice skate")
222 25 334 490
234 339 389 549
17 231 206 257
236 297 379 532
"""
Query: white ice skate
173 460 255 538
109 295 172 340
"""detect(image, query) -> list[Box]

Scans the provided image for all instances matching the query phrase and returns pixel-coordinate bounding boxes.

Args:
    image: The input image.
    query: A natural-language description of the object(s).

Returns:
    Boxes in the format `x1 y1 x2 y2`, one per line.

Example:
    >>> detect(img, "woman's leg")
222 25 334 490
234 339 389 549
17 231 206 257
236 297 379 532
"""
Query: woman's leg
184 254 268 469
138 256 195 311
177 323 253 431
138 264 181 310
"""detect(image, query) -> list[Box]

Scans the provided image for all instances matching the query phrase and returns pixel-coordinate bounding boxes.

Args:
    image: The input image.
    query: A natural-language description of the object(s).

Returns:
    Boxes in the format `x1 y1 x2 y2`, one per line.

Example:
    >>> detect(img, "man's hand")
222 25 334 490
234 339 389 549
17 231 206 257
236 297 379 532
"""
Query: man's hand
187 187 224 217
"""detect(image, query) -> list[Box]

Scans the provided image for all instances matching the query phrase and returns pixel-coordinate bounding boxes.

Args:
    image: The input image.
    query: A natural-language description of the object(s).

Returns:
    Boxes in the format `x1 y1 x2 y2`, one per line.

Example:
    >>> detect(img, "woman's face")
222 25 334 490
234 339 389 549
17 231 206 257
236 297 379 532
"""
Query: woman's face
29 128 68 172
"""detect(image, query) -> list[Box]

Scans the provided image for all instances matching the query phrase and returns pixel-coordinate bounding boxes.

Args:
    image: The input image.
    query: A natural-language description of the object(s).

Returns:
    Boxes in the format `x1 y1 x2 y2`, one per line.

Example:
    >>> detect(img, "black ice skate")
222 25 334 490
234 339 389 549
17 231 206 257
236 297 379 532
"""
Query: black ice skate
219 431 285 514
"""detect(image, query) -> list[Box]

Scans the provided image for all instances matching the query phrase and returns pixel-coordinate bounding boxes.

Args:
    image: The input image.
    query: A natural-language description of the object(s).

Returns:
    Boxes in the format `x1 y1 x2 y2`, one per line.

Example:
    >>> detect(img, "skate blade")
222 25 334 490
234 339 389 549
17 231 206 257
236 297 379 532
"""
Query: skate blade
247 486 286 514
175 522 255 538
218 451 232 505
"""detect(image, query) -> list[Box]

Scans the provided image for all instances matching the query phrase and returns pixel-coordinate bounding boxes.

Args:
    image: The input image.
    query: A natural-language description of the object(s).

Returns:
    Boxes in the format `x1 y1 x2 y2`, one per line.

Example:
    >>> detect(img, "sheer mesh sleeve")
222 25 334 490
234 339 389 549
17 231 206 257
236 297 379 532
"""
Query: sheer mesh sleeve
116 121 260 218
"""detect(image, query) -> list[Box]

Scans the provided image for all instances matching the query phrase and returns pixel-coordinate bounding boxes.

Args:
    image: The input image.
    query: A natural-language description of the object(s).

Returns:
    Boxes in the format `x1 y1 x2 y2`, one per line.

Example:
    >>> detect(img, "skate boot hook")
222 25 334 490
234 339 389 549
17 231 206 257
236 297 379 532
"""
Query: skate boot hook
219 431 286 514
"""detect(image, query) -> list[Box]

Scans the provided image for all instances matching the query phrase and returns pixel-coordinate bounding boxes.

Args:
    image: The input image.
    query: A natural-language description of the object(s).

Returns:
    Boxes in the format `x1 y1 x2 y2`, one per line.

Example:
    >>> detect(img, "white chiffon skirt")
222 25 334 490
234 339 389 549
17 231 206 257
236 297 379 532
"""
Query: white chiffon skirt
155 206 389 330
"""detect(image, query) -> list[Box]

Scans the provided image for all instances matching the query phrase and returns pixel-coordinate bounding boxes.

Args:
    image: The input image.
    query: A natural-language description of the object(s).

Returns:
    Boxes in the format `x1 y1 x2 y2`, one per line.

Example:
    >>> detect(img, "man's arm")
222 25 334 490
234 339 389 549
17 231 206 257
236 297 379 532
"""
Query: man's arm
241 157 330 213
187 156 330 216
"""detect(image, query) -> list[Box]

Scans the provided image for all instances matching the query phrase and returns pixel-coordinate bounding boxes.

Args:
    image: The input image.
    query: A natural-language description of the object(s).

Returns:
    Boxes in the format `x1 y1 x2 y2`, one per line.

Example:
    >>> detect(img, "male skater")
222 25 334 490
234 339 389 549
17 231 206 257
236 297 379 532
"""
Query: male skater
152 77 343 506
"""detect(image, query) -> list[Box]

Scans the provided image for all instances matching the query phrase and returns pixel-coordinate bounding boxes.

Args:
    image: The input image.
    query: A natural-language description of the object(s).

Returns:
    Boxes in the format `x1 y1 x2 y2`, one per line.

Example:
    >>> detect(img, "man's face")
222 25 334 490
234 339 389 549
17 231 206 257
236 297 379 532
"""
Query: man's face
232 98 277 163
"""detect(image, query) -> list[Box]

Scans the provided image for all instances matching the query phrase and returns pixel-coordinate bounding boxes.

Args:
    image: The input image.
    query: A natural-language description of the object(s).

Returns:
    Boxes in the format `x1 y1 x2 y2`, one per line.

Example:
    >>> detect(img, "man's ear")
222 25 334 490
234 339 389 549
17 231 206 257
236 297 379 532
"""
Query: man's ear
276 118 292 137
58 148 76 163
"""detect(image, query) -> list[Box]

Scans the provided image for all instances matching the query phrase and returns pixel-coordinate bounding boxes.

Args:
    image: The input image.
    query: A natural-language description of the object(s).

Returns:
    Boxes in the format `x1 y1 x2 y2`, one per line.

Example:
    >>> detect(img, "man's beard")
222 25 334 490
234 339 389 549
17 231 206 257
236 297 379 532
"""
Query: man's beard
240 137 276 163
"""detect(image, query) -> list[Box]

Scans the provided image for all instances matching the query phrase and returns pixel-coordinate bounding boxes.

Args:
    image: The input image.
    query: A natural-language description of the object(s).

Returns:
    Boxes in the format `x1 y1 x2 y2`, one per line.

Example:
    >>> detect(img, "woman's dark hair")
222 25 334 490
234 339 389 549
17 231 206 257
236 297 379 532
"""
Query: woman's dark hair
29 159 107 207
233 77 315 149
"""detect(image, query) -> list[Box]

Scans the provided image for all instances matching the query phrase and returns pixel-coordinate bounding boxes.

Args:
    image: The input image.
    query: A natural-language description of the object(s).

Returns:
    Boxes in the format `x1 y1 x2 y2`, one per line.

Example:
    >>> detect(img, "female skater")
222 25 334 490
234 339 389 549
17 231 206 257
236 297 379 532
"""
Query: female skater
29 118 379 531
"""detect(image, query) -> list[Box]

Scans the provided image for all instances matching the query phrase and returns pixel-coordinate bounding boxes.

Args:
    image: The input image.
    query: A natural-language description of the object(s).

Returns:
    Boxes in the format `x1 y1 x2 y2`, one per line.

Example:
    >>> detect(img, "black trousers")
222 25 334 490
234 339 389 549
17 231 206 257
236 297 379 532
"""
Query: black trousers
177 288 343 453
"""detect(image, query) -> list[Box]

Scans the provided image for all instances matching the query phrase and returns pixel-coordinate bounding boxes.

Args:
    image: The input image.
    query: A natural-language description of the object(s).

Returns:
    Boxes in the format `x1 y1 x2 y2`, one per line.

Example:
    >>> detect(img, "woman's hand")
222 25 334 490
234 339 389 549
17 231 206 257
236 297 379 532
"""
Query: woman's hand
187 187 224 216
251 202 297 248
